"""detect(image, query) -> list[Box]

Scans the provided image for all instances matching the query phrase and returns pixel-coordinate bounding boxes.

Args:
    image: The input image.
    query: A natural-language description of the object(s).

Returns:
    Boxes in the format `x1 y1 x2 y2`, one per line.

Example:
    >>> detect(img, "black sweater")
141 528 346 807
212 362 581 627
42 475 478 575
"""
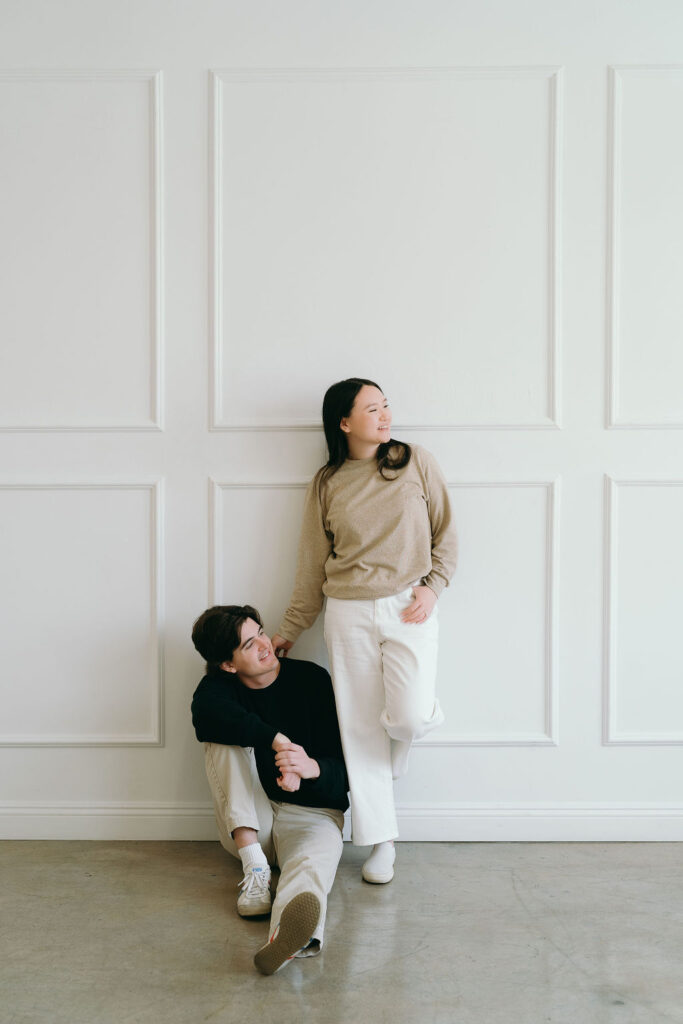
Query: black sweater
191 658 349 812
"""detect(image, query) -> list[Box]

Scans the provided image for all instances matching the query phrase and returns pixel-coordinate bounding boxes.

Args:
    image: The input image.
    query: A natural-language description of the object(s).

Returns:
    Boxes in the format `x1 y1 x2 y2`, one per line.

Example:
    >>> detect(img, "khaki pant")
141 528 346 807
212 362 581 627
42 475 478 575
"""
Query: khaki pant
204 742 344 947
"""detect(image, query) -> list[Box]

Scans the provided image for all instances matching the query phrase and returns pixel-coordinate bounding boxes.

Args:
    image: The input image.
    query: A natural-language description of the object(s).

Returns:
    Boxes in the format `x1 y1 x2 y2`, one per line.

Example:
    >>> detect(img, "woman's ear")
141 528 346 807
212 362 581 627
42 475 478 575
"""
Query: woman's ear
340 418 350 434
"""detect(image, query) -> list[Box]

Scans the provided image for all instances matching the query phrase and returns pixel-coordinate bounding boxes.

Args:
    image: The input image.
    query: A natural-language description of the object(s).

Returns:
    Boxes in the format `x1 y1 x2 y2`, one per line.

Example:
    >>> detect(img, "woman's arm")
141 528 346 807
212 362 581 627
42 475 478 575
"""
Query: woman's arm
275 477 333 646
421 448 458 597
400 452 457 623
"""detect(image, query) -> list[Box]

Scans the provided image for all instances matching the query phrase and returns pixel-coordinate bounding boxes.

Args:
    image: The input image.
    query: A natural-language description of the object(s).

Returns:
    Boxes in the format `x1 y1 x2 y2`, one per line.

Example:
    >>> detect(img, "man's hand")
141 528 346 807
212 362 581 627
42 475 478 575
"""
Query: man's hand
273 738 304 790
276 771 301 793
400 585 437 624
271 634 293 658
272 732 292 752
275 742 320 780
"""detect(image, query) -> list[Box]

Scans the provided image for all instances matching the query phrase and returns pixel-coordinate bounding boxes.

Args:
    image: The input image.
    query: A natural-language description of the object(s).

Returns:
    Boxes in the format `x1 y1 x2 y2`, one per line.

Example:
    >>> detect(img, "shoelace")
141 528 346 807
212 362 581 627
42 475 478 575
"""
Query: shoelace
239 868 270 896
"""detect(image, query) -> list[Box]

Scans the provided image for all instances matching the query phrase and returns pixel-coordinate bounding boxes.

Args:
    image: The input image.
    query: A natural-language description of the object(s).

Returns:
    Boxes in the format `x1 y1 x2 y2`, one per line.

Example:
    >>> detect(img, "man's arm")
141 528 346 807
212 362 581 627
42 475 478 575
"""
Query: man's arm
272 733 301 792
275 741 347 803
274 743 320 780
192 683 278 748
300 669 349 801
274 685 348 807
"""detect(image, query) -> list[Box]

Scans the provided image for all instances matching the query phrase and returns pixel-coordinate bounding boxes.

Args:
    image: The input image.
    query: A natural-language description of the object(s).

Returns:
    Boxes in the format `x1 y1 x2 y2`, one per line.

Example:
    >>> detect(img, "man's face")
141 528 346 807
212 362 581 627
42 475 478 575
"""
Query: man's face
221 617 279 689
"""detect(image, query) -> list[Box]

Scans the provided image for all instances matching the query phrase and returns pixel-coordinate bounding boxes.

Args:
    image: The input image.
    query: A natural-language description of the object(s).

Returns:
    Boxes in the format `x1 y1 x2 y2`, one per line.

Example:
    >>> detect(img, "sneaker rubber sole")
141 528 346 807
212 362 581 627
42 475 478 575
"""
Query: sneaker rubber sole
237 895 272 917
253 892 321 975
361 864 394 884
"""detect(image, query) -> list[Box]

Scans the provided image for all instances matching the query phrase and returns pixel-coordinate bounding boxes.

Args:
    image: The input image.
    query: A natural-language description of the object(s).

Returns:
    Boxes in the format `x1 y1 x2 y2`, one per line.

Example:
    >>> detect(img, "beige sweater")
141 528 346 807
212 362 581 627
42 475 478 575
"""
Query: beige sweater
277 444 458 643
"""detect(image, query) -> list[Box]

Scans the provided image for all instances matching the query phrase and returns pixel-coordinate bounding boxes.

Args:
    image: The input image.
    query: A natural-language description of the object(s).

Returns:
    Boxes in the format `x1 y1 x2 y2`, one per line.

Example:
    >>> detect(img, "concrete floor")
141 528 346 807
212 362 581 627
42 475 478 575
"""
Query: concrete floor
2 842 683 1024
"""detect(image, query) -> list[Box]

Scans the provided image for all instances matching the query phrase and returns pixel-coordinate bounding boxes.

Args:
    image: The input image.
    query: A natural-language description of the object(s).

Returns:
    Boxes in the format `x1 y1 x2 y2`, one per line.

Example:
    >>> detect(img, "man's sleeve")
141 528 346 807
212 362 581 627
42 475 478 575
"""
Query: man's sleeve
191 686 277 748
300 668 349 803
300 755 349 805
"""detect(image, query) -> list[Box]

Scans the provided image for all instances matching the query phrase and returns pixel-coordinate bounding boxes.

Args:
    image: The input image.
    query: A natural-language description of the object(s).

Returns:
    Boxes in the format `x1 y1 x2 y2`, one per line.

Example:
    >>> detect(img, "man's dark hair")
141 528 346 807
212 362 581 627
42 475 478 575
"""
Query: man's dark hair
191 604 263 672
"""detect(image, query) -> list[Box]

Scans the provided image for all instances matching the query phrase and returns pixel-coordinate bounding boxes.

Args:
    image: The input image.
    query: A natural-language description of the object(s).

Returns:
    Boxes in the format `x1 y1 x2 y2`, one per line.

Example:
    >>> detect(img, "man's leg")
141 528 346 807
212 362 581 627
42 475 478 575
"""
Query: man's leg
204 742 275 915
253 802 344 975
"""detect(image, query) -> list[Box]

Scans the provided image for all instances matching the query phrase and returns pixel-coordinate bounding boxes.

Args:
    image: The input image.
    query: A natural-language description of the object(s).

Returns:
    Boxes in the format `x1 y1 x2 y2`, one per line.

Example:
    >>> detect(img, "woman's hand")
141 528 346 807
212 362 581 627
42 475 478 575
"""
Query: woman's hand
271 633 293 658
400 585 437 624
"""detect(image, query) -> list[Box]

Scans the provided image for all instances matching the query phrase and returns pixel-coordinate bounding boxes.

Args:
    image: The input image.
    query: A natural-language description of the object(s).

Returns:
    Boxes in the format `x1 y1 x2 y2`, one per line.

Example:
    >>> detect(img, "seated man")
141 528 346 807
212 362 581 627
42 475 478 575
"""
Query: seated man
191 603 348 975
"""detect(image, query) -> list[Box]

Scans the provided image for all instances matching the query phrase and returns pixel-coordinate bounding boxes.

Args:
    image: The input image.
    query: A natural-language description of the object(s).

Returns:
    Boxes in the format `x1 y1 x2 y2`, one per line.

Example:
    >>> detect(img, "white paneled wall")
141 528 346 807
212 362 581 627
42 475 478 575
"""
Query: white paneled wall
0 71 162 430
212 67 562 429
609 67 683 427
0 483 163 745
1 0 683 840
605 479 683 743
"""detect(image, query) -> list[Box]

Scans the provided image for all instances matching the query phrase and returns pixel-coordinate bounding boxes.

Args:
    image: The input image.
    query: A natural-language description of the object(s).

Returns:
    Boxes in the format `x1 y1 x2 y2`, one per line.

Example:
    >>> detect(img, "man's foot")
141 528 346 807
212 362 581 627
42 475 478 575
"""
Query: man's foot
237 864 272 917
362 841 395 884
253 892 321 975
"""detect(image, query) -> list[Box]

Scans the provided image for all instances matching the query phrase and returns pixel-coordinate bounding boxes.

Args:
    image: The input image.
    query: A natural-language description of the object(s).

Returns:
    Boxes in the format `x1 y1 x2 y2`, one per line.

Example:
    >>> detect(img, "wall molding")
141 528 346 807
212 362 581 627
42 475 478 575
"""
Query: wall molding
603 476 683 744
211 478 559 746
0 69 164 432
0 481 165 746
421 480 560 746
606 65 683 430
209 65 563 431
209 480 309 605
4 800 683 841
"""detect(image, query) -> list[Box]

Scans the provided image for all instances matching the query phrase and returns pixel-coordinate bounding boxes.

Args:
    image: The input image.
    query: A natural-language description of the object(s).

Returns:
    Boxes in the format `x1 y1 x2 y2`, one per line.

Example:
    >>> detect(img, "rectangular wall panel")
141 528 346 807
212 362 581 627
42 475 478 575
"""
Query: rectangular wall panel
214 480 557 746
0 484 163 744
0 71 163 430
426 482 558 744
211 482 328 666
605 479 683 743
609 67 683 428
212 68 562 429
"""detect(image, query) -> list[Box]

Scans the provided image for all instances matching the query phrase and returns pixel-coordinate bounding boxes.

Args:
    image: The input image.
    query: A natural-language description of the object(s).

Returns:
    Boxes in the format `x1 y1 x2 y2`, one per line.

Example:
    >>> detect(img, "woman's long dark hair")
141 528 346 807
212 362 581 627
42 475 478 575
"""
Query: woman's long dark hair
317 378 411 499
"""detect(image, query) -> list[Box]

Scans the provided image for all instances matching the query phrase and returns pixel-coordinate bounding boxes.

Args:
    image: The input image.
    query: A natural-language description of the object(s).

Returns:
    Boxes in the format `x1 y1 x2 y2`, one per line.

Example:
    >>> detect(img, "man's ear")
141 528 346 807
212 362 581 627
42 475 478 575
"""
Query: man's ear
219 660 237 673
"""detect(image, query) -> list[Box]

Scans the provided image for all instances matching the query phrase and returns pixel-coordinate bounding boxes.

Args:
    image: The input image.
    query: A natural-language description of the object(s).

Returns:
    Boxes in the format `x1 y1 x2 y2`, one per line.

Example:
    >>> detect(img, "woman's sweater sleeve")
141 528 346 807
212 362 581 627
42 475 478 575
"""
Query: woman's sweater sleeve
277 478 333 643
421 450 458 598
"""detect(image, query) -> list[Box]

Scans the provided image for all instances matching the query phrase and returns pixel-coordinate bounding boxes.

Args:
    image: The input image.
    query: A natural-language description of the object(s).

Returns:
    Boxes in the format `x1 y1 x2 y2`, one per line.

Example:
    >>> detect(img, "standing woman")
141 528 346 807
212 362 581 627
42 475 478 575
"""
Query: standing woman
271 378 457 884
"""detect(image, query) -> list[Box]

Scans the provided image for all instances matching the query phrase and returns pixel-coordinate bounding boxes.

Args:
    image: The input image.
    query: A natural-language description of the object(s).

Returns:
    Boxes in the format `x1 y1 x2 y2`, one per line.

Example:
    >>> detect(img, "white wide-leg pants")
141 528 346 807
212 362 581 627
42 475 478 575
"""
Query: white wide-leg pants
204 742 343 948
324 586 444 847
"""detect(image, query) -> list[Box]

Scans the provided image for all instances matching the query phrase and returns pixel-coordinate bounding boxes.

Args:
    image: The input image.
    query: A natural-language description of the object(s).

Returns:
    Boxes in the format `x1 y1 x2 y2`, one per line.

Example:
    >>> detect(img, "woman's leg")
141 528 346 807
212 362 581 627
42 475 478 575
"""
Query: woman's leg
376 588 444 778
324 596 398 847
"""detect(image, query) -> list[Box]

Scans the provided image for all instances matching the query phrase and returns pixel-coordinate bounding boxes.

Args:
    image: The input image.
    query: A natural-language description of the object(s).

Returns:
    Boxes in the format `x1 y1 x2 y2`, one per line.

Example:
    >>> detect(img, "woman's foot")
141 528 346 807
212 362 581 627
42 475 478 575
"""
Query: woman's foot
361 841 395 884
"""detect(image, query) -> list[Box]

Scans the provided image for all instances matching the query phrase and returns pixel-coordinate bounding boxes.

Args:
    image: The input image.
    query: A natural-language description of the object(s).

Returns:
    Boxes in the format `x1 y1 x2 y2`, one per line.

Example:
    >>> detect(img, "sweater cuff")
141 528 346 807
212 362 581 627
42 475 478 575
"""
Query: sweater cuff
276 619 304 645
254 722 279 748
423 573 447 599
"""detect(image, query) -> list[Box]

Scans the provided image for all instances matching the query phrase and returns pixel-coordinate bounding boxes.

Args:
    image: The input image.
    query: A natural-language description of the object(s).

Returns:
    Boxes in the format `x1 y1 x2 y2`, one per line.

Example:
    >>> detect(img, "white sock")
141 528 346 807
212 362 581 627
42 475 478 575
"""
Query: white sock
238 842 268 871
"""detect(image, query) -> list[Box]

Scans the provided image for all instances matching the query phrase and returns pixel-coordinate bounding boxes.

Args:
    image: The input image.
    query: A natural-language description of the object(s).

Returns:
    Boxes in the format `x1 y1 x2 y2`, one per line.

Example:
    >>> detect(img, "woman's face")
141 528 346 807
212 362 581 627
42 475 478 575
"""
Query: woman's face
340 385 392 446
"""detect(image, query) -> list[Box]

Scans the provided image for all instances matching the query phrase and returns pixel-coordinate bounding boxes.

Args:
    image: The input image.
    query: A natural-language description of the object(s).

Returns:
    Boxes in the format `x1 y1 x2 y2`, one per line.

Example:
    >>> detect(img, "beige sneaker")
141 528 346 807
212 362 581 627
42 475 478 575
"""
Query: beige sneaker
237 864 271 917
253 892 321 975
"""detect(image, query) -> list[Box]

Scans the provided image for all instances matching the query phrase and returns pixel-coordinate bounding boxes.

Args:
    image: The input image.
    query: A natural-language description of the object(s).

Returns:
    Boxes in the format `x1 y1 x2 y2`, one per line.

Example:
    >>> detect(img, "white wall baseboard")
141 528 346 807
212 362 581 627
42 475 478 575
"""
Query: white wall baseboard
3 802 683 841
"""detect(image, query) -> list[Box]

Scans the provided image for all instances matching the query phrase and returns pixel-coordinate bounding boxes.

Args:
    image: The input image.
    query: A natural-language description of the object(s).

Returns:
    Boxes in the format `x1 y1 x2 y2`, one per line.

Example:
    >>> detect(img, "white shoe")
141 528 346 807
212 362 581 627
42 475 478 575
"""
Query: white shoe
237 864 272 917
361 842 395 884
